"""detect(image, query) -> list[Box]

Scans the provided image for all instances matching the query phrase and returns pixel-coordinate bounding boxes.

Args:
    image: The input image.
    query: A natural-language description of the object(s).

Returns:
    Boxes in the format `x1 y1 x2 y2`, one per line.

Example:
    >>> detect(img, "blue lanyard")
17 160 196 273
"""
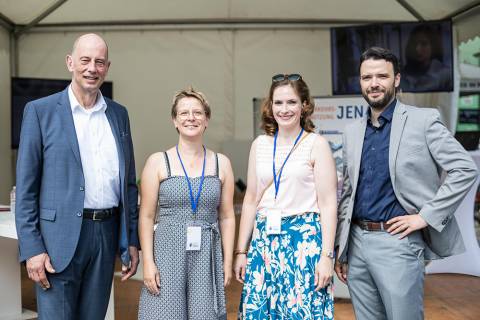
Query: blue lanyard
273 128 304 199
176 145 206 215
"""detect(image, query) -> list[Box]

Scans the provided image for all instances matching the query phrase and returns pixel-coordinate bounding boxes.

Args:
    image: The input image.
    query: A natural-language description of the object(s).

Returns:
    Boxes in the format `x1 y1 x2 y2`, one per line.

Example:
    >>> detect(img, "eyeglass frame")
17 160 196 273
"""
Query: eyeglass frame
176 109 207 120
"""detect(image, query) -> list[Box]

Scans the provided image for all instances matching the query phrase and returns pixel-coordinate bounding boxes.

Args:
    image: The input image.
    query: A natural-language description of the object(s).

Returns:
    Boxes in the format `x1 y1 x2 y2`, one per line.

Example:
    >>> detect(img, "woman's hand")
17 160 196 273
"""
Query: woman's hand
143 260 160 295
234 254 247 284
224 262 232 287
314 256 334 291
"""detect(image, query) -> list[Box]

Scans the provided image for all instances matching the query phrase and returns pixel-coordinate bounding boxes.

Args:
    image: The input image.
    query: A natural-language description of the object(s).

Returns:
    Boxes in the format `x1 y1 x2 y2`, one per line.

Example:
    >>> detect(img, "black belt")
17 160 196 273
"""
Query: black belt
83 207 118 221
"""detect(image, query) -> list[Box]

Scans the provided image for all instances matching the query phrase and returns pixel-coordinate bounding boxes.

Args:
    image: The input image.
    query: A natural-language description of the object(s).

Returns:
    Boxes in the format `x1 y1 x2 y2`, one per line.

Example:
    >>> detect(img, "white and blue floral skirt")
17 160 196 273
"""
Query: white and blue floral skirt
238 212 334 319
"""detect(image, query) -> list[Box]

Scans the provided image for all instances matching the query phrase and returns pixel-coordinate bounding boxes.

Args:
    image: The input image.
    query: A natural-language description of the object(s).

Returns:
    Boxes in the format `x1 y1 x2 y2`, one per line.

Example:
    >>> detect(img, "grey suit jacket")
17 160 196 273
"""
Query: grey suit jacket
336 101 478 261
15 88 139 273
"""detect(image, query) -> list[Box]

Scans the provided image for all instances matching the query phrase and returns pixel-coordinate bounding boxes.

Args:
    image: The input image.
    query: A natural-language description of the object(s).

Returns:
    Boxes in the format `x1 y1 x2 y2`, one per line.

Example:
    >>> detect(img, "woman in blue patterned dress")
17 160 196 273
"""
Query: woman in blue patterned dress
234 74 337 319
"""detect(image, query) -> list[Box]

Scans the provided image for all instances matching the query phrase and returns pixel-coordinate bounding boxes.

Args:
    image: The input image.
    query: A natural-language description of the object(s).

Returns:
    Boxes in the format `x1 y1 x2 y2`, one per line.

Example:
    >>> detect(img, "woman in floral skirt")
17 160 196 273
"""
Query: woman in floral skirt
234 74 337 319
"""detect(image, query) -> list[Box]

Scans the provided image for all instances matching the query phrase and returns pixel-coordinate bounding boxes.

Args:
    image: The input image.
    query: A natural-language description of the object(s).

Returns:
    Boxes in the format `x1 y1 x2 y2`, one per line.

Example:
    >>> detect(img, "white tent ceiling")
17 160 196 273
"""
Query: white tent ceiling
1 0 419 24
0 0 479 43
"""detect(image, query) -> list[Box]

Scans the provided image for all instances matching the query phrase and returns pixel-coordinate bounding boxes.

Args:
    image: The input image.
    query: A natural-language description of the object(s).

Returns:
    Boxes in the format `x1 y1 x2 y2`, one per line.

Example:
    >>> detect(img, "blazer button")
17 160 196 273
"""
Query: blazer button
348 218 351 224
77 211 82 217
80 186 85 191
441 217 449 225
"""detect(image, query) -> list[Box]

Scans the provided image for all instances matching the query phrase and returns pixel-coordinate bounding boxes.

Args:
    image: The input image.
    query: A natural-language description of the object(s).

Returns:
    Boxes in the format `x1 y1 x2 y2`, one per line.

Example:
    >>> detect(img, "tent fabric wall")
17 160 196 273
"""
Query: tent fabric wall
17 31 234 172
455 8 480 44
16 29 332 179
0 27 11 203
3 1 478 184
14 24 477 182
233 29 331 139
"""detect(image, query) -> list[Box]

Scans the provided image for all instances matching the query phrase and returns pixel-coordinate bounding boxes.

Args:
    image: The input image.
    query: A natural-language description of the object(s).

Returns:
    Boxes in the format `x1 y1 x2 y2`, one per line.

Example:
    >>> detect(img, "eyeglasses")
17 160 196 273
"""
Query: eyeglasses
272 74 302 83
177 110 206 120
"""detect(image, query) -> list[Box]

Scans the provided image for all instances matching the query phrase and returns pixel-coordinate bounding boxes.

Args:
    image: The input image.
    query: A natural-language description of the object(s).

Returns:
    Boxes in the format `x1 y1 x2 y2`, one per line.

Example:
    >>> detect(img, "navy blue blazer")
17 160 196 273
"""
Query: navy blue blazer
15 87 139 272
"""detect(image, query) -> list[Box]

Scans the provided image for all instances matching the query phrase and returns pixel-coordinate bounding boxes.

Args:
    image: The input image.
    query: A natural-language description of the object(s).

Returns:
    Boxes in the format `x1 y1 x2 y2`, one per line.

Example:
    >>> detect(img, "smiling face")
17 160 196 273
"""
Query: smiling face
271 85 303 131
66 34 110 96
172 97 208 137
359 58 400 110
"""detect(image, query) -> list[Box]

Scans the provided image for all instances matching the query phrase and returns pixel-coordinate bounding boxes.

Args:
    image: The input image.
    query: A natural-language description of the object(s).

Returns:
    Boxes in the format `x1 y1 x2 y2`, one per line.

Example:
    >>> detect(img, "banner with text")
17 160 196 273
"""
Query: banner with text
312 96 368 190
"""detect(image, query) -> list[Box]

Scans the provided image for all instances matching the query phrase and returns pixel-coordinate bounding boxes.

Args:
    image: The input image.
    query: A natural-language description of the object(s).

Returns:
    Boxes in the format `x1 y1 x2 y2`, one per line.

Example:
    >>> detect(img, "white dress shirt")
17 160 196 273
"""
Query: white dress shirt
68 86 120 209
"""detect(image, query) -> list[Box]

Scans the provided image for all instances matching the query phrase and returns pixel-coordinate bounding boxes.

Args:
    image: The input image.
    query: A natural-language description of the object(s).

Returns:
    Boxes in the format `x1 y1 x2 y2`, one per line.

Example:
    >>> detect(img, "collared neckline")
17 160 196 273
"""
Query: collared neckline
367 98 397 127
68 85 107 114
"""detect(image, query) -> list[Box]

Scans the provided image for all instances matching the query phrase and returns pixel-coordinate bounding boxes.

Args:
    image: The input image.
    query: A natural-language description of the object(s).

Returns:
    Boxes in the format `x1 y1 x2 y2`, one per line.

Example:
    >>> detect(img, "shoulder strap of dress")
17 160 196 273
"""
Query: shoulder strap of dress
163 151 171 177
215 153 219 177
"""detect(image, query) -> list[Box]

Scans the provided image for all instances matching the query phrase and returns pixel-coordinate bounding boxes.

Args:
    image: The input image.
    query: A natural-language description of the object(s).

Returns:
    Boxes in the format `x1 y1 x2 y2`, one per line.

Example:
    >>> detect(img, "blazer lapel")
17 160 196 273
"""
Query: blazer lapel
105 102 129 261
57 89 82 170
352 118 367 191
105 104 126 191
389 102 407 187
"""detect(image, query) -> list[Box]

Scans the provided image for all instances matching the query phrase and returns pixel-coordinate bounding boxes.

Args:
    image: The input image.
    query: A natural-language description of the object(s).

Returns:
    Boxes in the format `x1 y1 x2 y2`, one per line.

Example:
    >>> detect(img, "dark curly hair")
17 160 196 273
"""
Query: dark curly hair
260 76 315 136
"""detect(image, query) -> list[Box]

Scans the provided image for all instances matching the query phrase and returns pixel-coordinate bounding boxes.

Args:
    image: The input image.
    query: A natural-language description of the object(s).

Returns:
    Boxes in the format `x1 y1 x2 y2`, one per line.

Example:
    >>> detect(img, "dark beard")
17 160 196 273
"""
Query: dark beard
362 87 395 110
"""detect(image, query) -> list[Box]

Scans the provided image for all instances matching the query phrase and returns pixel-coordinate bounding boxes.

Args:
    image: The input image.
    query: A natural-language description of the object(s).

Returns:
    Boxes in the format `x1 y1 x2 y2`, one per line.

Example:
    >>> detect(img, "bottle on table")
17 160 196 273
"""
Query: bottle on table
10 186 16 214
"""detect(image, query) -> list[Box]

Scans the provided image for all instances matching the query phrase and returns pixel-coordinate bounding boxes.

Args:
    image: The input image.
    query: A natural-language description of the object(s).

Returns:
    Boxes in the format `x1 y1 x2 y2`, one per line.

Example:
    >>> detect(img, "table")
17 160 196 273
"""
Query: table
0 211 37 320
426 150 480 276
0 211 115 319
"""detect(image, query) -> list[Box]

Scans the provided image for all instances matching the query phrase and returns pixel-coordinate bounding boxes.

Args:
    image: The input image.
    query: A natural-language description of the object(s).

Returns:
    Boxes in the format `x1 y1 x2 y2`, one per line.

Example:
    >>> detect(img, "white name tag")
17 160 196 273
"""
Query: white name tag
266 209 282 235
186 226 202 251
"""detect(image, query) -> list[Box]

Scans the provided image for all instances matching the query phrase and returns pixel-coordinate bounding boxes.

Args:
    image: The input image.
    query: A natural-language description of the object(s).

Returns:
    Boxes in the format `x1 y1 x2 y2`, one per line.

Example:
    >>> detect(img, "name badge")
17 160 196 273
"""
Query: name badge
266 209 282 235
186 226 202 251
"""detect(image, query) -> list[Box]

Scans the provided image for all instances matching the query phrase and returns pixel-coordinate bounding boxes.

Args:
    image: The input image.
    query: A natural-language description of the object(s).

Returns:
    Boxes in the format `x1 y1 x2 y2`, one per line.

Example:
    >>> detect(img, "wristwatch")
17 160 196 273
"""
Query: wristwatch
322 251 335 259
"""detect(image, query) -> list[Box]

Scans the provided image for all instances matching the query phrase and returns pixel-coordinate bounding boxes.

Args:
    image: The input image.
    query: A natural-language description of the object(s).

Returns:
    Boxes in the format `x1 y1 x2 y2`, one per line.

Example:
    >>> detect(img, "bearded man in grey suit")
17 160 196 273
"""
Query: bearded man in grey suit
15 33 139 319
335 46 478 320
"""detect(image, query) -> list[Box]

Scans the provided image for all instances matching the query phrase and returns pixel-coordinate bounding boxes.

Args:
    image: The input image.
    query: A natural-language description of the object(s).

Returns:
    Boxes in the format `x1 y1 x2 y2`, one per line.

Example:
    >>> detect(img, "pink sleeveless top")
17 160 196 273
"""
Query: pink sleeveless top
255 133 320 217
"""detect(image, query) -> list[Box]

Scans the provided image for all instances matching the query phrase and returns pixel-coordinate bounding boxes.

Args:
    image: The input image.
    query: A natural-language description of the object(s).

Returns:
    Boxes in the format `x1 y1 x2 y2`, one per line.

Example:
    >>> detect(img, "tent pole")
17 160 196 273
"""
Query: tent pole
19 17 400 30
447 1 480 20
396 0 425 21
14 0 68 37
0 12 14 31
9 33 17 76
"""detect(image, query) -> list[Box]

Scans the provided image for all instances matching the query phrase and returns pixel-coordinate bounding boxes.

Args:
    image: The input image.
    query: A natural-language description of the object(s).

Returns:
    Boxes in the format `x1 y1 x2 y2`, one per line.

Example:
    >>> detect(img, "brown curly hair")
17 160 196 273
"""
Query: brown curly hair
260 77 315 136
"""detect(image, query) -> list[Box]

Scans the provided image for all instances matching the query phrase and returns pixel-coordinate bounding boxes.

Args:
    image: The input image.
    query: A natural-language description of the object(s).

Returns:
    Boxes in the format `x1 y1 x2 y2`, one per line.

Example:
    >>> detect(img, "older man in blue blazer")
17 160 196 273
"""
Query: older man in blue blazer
15 33 139 319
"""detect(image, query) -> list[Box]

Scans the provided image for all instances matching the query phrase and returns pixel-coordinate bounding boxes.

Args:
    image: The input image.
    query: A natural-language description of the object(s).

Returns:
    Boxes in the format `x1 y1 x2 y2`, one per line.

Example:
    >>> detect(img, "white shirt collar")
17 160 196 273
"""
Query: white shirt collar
68 85 107 114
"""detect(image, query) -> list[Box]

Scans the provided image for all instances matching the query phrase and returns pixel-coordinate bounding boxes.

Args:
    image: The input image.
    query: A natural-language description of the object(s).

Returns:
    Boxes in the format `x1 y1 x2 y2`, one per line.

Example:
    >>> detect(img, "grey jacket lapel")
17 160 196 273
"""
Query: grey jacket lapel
57 89 82 170
389 101 407 187
105 104 126 190
352 118 367 191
